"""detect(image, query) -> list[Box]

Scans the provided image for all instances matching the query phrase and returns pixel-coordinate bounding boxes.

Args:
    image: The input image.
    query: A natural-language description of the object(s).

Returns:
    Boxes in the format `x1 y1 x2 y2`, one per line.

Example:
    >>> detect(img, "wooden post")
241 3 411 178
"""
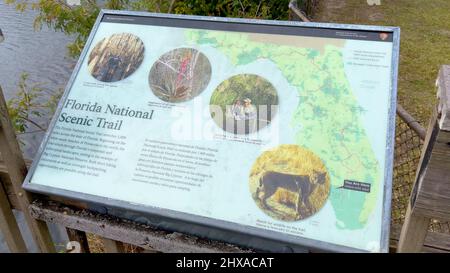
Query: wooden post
0 182 27 252
289 0 311 22
397 204 431 252
102 238 126 253
66 228 90 253
0 86 55 253
398 65 450 252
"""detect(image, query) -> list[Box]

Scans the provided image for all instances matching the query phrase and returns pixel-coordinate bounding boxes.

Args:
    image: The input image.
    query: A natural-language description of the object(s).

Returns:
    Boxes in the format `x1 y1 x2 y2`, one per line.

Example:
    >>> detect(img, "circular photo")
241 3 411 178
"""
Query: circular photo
210 74 278 135
249 145 330 221
88 33 145 82
149 48 211 103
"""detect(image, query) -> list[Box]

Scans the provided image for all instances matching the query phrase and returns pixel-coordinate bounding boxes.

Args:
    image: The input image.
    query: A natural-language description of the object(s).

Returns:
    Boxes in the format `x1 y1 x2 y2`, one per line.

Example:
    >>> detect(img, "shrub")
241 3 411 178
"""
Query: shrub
6 0 290 58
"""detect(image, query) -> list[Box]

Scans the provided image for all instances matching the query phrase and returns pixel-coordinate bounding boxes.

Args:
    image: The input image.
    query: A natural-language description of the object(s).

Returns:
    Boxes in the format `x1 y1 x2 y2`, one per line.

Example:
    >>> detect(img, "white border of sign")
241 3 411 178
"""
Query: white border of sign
23 9 400 253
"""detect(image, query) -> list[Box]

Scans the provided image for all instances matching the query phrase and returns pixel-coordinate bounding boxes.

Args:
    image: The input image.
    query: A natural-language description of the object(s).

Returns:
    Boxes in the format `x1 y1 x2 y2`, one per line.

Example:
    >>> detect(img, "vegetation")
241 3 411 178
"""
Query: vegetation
174 0 289 20
6 0 290 58
314 0 450 123
88 33 145 82
7 73 63 135
210 74 278 113
149 48 211 102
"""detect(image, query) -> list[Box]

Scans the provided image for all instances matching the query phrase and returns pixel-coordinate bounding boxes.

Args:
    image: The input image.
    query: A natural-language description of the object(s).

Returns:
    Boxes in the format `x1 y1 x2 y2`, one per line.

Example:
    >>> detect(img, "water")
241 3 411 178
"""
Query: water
0 3 75 253
0 1 75 158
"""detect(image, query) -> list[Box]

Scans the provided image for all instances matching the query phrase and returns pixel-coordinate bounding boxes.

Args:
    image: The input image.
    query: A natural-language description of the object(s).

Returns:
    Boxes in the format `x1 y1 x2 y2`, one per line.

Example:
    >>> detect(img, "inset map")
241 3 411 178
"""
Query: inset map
249 145 330 221
88 33 145 82
149 48 211 103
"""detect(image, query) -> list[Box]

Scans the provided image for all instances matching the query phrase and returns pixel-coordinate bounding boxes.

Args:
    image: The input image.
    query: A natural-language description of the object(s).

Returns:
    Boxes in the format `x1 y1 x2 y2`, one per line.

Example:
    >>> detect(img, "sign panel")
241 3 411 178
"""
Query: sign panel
24 10 400 252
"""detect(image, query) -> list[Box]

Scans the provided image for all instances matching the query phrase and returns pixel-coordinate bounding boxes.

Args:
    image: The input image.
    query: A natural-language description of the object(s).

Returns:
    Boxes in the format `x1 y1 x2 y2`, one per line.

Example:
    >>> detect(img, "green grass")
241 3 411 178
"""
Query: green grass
314 0 450 123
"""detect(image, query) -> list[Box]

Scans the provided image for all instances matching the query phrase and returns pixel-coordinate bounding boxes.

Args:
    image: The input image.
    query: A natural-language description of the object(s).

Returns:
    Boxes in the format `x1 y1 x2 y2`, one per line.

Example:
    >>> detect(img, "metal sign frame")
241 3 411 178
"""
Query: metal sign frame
23 9 400 253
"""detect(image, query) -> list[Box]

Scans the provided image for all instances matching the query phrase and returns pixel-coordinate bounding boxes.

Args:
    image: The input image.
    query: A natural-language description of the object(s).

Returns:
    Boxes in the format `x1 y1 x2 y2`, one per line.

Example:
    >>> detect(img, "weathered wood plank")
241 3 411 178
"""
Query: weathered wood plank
29 200 251 253
102 238 126 253
408 107 439 210
397 204 431 252
0 181 27 252
0 171 19 210
395 109 436 252
0 158 32 210
397 65 450 252
0 86 55 253
396 88 430 252
289 1 311 22
391 224 450 253
414 120 450 219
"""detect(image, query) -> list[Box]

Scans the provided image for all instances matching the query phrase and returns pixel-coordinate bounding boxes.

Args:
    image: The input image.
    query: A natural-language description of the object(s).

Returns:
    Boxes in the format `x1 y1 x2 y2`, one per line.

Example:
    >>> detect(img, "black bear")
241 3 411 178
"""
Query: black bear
256 170 327 217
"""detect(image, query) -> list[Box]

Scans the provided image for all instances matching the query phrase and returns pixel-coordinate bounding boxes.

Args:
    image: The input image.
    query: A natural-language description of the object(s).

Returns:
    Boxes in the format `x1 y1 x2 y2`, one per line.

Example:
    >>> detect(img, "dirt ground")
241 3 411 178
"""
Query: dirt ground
313 0 450 124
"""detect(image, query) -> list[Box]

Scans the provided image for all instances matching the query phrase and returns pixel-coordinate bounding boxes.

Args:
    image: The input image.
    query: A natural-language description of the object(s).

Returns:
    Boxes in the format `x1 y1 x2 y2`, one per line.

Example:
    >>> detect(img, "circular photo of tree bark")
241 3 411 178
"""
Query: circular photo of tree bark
149 48 211 103
249 145 330 221
210 74 278 135
88 33 145 82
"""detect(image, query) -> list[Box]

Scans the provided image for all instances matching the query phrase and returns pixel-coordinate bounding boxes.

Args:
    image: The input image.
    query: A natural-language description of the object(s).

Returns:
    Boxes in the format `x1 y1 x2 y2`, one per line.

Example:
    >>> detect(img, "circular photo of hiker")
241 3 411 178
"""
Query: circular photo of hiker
88 33 145 82
149 48 211 103
249 145 330 221
209 74 278 135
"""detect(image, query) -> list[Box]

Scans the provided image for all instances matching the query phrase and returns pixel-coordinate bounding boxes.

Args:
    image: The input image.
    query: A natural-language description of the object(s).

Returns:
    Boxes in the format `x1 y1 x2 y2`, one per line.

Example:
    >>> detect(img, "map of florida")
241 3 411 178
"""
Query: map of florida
186 30 381 230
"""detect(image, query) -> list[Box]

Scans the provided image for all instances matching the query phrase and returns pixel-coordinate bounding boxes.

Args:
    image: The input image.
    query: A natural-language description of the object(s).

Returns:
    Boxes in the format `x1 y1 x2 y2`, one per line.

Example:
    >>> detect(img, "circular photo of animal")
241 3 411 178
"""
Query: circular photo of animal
149 48 211 103
210 74 278 135
249 145 330 221
88 33 145 82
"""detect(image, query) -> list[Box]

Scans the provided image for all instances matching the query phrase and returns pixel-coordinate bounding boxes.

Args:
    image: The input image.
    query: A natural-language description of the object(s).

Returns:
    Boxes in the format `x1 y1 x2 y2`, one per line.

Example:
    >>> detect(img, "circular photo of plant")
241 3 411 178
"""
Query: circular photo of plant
88 33 145 82
249 145 330 221
149 48 211 103
210 74 278 135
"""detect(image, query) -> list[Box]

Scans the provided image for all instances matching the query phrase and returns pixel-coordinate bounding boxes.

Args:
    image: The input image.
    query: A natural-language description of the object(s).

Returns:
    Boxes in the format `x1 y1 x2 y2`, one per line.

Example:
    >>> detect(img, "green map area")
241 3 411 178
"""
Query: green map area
186 30 381 230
